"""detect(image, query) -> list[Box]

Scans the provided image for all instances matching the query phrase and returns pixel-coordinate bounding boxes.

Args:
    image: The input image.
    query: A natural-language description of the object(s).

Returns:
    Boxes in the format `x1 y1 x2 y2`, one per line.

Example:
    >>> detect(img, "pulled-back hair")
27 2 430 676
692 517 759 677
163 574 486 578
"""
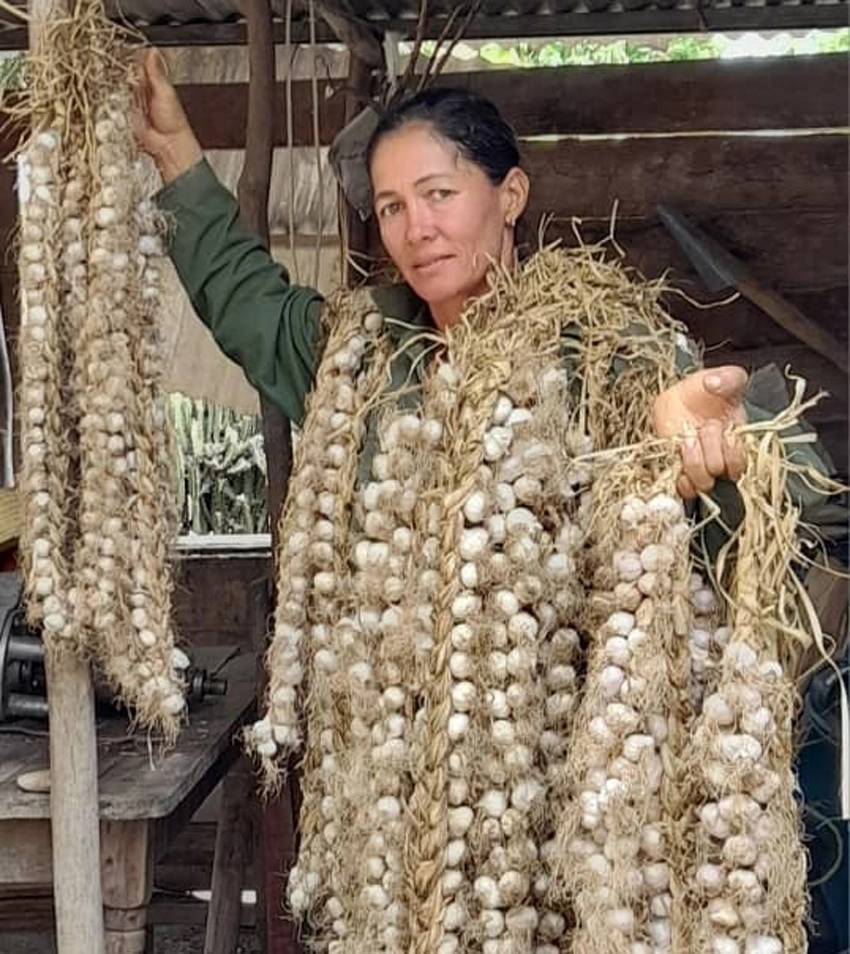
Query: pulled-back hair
367 87 521 186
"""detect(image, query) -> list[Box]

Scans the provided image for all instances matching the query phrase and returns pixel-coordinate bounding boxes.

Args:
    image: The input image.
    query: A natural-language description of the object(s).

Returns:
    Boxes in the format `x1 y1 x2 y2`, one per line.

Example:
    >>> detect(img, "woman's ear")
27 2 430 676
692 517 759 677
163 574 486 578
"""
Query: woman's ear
501 166 530 227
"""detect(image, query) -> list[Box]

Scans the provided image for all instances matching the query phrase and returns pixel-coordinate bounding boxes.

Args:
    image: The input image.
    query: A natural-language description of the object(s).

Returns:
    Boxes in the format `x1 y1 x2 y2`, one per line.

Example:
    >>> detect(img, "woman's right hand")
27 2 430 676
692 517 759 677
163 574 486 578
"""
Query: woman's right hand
133 49 203 184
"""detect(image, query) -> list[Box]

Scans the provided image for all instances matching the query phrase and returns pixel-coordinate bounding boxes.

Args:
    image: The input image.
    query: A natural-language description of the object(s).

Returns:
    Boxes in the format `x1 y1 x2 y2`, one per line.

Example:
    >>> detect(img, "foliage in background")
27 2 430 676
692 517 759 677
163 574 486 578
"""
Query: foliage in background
168 393 269 535
479 36 720 66
0 54 25 90
477 29 849 67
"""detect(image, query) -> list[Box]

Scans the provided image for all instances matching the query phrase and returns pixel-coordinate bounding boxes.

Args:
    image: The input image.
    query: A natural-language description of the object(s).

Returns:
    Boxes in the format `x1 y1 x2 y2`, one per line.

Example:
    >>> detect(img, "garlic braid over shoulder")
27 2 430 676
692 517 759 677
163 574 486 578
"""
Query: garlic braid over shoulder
13 3 186 737
246 291 391 783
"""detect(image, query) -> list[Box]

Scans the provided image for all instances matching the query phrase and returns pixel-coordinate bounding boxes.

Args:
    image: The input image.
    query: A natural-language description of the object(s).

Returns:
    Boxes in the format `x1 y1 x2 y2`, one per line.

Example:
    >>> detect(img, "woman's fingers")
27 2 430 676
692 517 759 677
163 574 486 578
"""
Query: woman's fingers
679 420 747 498
676 472 698 500
681 431 714 494
130 49 202 180
144 47 163 80
703 365 749 404
143 48 174 98
723 426 746 482
130 51 158 131
698 419 726 478
135 49 185 132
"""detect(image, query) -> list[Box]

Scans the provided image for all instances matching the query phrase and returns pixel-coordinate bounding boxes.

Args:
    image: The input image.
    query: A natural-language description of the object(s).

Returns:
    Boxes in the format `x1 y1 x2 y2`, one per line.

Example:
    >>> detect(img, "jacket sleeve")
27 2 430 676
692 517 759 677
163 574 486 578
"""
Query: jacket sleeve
156 159 323 425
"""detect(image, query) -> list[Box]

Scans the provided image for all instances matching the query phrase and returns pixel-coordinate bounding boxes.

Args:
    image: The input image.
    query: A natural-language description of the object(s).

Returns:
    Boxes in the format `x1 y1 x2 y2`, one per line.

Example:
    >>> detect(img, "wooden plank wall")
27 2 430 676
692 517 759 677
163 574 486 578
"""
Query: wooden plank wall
515 133 848 474
501 60 848 475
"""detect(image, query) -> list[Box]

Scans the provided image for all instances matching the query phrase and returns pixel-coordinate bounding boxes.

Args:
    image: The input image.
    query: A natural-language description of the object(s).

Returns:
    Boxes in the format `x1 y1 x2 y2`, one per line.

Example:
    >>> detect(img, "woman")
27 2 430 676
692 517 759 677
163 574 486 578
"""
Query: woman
135 48 748 501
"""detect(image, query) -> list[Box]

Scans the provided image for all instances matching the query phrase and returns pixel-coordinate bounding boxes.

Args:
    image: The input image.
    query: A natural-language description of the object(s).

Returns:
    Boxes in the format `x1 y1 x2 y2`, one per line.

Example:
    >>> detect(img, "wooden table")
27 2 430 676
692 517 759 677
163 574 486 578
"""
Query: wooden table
0 648 257 953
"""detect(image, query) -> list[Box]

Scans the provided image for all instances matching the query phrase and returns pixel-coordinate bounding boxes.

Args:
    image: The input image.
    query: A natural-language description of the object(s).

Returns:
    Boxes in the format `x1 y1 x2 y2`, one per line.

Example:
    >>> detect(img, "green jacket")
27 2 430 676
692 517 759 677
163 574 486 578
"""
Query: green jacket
159 159 843 544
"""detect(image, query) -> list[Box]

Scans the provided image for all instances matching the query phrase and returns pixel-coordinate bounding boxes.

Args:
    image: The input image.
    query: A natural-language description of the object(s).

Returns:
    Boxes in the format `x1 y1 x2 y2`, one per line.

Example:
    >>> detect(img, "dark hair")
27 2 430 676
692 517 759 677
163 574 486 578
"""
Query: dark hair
366 87 521 186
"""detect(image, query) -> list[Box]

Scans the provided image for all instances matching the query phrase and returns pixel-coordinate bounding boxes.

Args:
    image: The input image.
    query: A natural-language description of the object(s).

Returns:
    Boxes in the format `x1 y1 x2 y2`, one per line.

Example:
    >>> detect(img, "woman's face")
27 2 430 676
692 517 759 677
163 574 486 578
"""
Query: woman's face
370 122 528 329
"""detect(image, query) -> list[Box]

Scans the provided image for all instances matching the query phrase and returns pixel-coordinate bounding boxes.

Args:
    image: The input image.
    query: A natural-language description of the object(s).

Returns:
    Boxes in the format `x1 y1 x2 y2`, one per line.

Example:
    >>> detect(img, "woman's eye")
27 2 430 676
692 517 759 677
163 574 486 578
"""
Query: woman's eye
379 202 402 219
429 189 453 202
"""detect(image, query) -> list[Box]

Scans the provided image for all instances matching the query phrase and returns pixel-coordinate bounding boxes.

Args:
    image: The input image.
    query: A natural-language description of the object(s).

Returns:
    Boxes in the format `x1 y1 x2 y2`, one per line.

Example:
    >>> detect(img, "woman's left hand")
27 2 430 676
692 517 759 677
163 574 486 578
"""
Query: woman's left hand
653 366 749 500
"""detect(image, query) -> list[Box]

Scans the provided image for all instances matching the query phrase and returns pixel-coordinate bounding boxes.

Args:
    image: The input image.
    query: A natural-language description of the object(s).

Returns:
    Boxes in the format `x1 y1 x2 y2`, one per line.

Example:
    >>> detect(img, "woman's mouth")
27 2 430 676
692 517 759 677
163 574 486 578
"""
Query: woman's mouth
413 255 452 274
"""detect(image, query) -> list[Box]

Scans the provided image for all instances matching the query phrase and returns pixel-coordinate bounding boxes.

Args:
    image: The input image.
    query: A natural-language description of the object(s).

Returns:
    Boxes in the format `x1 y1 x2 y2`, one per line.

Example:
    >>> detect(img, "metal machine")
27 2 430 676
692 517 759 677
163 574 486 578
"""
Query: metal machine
0 573 226 722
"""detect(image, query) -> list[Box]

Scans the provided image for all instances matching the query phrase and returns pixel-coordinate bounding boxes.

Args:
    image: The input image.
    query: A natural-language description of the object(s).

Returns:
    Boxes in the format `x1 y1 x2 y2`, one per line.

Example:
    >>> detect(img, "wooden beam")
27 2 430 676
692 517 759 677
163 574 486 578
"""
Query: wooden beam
44 648 106 954
177 78 346 150
0 20 339 51
238 5 276 246
520 134 848 220
234 6 301 954
735 275 847 374
665 286 848 354
1 53 828 155
441 55 849 137
416 4 850 38
698 4 850 33
203 761 254 954
101 821 153 954
557 211 850 298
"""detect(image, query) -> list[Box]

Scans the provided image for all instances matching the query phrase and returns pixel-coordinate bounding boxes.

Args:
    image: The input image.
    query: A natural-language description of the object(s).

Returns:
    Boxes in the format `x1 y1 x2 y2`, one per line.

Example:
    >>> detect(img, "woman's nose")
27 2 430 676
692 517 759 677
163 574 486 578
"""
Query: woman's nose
405 202 436 243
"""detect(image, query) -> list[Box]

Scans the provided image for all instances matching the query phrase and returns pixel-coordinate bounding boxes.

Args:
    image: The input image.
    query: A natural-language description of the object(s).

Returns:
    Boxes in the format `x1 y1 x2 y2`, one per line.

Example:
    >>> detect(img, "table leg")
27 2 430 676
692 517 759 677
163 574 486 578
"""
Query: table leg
100 820 152 954
203 756 253 954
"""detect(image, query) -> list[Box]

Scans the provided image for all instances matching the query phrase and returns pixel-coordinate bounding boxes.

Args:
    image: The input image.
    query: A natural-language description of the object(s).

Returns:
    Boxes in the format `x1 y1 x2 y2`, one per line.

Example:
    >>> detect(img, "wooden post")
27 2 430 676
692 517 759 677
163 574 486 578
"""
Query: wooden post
43 650 106 954
25 0 107 950
101 820 153 954
236 2 301 953
343 52 374 287
202 581 267 954
203 761 254 954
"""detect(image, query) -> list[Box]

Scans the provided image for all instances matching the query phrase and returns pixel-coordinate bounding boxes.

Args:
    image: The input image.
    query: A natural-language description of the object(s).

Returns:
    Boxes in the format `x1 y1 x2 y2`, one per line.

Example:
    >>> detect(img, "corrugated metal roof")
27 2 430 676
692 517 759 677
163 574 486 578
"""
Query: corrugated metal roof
103 0 844 24
0 0 845 49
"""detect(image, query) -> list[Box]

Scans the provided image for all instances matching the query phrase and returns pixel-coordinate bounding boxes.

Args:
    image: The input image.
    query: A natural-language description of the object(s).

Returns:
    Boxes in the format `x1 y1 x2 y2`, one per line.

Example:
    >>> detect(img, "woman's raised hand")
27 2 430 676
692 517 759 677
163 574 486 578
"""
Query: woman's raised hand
133 48 203 183
653 365 749 500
